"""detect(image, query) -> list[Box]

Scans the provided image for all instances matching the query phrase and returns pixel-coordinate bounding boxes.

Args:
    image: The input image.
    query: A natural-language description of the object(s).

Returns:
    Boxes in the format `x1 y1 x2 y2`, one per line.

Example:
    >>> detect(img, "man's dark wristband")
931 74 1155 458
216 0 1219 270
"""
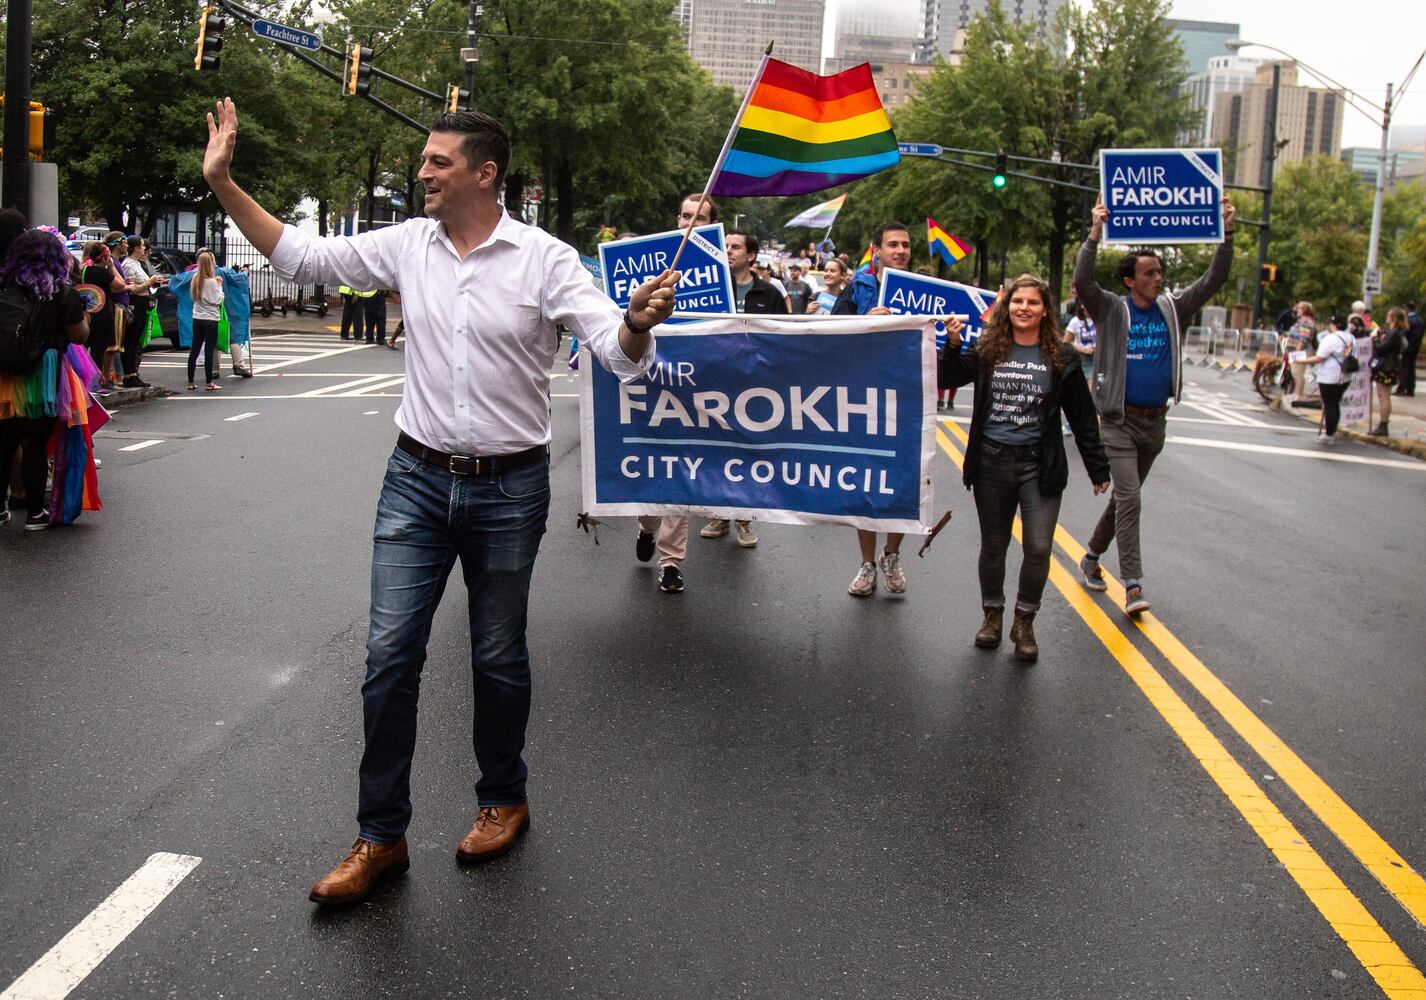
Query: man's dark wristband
623 309 653 335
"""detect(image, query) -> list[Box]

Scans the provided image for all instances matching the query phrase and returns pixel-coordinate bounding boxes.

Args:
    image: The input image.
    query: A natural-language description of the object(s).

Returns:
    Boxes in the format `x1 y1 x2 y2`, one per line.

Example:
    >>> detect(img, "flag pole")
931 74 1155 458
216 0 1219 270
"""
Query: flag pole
669 40 774 272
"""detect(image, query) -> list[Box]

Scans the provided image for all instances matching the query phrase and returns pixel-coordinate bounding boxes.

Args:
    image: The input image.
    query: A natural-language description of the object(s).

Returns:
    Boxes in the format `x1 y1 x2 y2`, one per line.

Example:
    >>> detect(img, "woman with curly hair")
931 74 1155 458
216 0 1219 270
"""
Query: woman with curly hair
939 275 1110 662
0 227 91 529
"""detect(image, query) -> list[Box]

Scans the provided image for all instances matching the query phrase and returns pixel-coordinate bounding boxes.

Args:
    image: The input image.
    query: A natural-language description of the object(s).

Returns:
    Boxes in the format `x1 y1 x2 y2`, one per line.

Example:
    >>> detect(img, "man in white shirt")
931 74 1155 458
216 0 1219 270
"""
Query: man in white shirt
201 98 679 905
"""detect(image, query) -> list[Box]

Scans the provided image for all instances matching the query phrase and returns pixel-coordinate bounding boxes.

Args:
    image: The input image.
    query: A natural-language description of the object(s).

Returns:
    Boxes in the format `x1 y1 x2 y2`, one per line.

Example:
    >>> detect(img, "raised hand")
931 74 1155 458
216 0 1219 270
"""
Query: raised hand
942 313 965 350
1222 197 1236 234
204 97 239 185
628 269 680 330
1090 195 1108 239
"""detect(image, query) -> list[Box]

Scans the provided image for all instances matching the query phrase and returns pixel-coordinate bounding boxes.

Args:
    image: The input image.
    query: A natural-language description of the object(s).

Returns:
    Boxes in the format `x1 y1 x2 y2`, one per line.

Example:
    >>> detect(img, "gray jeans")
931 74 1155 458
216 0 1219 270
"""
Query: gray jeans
972 440 1062 613
1087 409 1167 581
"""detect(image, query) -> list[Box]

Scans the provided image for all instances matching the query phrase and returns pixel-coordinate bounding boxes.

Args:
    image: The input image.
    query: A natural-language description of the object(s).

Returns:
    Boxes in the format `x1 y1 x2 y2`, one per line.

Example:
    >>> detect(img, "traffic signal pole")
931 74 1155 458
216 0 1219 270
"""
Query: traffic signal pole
1251 63 1280 330
3 0 33 216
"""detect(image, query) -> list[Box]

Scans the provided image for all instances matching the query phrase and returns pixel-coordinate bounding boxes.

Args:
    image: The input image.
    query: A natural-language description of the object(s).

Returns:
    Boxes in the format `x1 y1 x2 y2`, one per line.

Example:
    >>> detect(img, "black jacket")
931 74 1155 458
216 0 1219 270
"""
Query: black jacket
939 341 1110 496
737 276 789 315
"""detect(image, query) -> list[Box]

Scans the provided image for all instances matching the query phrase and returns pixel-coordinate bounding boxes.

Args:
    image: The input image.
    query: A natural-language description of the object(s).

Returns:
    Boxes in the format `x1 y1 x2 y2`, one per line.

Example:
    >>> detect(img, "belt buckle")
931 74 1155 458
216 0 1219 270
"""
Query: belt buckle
449 453 482 476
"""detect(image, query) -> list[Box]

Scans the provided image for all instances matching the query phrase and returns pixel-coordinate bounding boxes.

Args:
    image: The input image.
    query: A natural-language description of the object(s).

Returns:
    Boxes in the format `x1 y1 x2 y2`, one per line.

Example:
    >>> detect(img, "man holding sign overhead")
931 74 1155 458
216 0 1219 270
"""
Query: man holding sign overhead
1071 185 1235 617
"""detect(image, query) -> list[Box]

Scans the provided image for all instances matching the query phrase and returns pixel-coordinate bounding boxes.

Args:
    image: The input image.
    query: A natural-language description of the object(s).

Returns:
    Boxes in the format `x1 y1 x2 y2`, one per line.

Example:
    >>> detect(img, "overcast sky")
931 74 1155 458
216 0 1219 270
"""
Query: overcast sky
821 0 1425 149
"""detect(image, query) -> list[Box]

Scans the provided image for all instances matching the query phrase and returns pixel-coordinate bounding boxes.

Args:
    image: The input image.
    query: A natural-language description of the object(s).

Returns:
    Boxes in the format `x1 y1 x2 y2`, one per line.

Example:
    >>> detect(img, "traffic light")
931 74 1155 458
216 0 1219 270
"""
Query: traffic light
0 100 53 161
445 84 470 113
345 42 373 97
1259 263 1278 284
194 6 226 72
992 151 1008 189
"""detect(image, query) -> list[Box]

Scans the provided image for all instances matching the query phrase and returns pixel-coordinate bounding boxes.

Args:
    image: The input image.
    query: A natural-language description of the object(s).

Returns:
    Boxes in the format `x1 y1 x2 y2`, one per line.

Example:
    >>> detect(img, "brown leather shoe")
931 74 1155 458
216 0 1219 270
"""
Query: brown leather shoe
1010 609 1039 663
308 837 409 905
456 804 530 863
974 607 1003 649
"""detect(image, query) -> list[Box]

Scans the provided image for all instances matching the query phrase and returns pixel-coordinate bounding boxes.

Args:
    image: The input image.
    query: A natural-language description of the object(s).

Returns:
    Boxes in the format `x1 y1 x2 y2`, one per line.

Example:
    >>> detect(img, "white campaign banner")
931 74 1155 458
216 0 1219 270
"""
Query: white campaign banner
1340 335 1374 427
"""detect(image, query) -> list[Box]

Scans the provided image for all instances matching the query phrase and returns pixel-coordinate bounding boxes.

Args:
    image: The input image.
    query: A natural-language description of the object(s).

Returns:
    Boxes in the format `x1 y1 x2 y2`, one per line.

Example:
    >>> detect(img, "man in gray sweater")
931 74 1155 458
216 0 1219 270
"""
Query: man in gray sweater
1071 195 1235 616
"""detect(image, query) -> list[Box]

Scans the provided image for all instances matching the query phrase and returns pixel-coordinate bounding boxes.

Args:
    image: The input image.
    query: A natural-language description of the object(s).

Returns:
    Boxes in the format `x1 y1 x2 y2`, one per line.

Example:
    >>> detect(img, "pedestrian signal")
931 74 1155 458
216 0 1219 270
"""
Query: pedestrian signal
0 99 53 161
992 151 1007 189
345 42 373 97
1260 263 1278 284
194 7 226 72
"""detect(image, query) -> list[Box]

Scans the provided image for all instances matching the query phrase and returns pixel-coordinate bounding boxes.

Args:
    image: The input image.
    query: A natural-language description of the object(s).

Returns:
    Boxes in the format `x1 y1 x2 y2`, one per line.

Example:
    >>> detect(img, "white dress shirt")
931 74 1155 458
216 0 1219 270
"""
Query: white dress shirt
269 211 654 455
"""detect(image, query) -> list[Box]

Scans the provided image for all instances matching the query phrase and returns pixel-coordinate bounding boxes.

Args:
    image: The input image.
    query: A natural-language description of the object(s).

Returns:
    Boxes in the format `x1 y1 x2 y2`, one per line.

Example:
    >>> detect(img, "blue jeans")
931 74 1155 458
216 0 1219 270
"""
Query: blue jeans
358 445 550 844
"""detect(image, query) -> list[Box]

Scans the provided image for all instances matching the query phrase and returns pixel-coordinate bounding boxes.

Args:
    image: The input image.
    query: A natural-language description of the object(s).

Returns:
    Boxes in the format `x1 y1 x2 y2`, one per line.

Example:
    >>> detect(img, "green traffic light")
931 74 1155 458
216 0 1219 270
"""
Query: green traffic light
992 175 1006 188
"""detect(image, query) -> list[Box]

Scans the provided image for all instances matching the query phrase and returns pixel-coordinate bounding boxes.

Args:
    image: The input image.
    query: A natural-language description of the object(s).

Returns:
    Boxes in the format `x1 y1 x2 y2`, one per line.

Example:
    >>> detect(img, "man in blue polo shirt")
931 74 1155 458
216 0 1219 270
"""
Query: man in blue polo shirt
1071 195 1235 616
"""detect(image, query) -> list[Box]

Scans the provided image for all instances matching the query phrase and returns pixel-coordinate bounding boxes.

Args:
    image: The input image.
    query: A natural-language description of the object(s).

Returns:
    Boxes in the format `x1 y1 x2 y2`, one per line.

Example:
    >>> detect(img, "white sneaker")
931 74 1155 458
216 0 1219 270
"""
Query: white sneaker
879 551 907 594
700 518 729 539
848 561 877 597
735 521 758 548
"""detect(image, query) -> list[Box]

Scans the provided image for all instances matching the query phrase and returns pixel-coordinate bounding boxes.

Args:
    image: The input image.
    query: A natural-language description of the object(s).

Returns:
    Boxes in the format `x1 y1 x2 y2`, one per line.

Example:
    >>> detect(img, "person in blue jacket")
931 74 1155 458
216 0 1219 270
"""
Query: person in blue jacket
166 255 251 375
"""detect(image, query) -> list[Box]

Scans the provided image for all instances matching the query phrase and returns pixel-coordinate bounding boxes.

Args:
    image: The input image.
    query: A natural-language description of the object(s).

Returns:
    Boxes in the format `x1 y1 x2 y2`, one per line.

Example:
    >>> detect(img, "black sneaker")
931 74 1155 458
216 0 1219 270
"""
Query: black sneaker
0 508 10 526
635 530 655 563
24 510 50 531
659 565 684 593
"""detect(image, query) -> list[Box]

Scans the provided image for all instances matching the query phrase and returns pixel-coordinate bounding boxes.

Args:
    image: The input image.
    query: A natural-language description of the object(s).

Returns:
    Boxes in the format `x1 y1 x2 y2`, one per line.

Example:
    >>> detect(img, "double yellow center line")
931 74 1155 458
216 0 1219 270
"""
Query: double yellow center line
934 422 1426 998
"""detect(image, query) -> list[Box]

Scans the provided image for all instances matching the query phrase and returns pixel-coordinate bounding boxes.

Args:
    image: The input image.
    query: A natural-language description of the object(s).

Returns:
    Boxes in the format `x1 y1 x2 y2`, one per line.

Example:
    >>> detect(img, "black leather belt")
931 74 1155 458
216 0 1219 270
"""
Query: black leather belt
1123 404 1168 419
397 432 547 476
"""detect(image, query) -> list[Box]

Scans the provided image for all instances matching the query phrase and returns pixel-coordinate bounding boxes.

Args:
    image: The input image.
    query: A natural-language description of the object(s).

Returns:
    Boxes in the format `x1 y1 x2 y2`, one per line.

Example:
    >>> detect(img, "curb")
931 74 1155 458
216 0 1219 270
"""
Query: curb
94 386 173 409
1276 399 1426 461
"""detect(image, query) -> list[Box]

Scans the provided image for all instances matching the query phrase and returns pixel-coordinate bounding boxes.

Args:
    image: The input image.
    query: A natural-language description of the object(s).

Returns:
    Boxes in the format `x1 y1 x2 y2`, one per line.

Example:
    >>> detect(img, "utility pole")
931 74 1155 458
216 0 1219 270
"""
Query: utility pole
1363 81 1392 313
463 1 484 109
1251 62 1280 330
3 0 33 217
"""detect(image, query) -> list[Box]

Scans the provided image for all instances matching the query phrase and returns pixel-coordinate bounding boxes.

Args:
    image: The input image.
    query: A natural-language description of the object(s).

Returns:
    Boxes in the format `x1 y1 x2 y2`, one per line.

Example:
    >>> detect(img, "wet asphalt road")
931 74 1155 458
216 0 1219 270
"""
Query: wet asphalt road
2 335 1424 999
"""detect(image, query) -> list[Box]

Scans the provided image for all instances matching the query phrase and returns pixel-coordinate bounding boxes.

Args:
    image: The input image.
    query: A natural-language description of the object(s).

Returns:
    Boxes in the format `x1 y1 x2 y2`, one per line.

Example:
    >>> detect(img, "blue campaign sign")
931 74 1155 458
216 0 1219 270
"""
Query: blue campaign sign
1100 148 1224 244
579 315 936 532
876 267 996 346
597 224 734 317
251 18 322 51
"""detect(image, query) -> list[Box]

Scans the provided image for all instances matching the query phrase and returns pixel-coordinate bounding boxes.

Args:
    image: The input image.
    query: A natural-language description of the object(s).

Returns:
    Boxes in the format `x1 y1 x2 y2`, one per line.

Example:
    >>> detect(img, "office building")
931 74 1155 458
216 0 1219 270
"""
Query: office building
1341 146 1425 187
1164 18 1239 76
682 0 826 88
1211 62 1345 187
914 0 1065 63
1182 55 1263 146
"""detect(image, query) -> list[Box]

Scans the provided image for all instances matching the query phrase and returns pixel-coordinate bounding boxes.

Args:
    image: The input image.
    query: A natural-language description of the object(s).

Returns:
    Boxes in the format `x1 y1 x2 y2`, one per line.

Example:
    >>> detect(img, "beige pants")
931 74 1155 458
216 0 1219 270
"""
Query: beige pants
637 515 688 568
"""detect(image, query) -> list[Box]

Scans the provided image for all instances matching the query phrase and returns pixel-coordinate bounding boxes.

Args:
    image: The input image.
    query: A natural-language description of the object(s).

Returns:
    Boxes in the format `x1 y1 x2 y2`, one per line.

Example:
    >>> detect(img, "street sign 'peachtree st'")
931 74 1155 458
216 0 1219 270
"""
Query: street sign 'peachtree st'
1099 148 1225 245
251 19 322 52
897 142 943 158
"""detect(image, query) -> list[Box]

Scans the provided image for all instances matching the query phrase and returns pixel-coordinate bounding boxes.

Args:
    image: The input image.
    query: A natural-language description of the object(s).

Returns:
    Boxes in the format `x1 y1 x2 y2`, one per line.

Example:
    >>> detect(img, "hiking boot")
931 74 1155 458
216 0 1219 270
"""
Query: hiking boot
847 561 877 597
1010 609 1038 663
879 550 906 594
974 607 1003 648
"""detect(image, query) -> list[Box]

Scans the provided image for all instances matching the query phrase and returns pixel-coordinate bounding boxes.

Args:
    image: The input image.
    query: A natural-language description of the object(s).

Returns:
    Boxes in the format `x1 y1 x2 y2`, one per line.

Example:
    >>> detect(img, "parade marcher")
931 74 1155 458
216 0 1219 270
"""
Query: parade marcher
201 98 677 905
187 250 224 391
939 275 1109 660
700 230 782 548
0 226 91 529
121 236 166 388
1368 308 1407 436
1397 301 1422 397
810 258 847 314
1072 194 1235 616
832 221 913 597
784 263 813 316
633 193 721 594
1299 315 1353 444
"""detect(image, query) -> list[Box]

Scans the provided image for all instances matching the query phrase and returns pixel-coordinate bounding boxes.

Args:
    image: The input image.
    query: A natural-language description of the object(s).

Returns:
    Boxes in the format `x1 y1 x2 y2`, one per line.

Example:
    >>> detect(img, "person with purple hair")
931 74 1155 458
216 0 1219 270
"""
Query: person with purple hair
0 226 90 529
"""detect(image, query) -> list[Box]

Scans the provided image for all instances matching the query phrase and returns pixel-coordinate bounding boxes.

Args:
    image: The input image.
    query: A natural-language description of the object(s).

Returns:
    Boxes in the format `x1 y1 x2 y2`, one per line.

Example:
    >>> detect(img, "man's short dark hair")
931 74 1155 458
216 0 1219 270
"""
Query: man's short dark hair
680 193 719 222
1407 300 1417 311
428 111 511 186
1117 249 1161 288
872 221 909 248
729 230 759 257
0 207 28 262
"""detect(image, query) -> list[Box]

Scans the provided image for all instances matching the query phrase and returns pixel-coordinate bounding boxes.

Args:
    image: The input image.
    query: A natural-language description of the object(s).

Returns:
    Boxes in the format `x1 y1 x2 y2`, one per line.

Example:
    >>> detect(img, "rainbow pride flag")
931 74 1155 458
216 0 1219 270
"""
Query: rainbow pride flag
709 58 900 198
927 217 971 267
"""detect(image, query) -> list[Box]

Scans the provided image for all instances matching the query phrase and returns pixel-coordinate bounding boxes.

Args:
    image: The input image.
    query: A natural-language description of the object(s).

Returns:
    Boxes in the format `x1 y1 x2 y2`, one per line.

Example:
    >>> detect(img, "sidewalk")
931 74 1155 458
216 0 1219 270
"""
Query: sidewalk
1182 343 1426 461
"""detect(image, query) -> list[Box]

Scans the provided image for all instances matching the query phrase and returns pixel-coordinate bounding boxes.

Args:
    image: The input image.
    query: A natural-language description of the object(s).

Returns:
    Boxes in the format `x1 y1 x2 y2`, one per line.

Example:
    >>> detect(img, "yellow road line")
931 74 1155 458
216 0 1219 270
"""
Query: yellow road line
932 429 1426 997
1051 526 1426 931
